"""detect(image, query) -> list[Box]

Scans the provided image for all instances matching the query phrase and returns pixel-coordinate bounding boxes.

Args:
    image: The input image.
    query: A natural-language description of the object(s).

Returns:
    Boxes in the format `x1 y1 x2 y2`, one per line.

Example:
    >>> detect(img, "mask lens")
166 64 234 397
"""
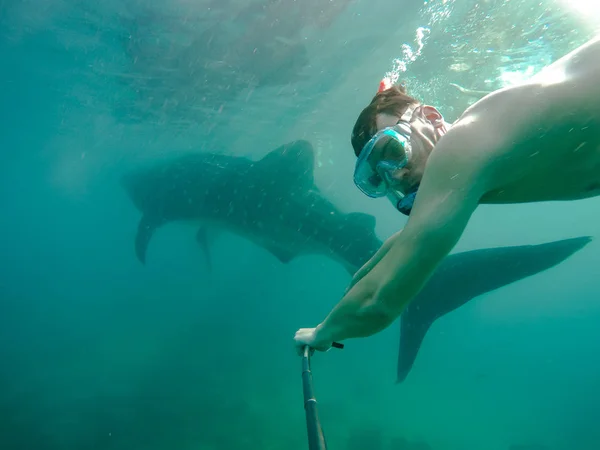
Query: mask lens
353 126 411 197
375 134 406 158
354 158 388 197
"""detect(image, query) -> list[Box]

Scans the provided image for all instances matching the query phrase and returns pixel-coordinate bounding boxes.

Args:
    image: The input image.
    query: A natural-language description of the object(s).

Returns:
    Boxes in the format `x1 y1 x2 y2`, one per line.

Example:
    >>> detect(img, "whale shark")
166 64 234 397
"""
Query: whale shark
121 140 382 274
120 139 591 383
397 236 592 383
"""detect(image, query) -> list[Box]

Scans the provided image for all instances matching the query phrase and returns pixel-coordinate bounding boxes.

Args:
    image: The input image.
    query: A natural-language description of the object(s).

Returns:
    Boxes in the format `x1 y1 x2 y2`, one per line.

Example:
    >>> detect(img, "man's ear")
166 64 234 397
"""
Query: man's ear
421 105 444 126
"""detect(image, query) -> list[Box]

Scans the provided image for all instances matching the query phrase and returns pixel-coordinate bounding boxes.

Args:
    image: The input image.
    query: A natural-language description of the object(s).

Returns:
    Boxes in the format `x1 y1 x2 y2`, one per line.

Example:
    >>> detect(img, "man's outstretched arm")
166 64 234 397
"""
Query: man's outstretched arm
305 153 485 347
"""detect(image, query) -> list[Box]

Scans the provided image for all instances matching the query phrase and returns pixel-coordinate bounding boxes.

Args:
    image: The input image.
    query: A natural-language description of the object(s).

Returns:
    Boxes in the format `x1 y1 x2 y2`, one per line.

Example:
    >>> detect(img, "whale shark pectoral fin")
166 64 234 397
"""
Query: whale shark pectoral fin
396 306 434 384
344 264 358 276
264 245 297 264
196 226 213 271
135 215 161 265
345 212 377 231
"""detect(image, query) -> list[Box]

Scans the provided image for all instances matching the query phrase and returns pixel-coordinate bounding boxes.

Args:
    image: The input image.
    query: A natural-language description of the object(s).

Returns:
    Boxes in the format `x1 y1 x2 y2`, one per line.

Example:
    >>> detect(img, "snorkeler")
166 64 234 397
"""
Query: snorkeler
294 35 600 354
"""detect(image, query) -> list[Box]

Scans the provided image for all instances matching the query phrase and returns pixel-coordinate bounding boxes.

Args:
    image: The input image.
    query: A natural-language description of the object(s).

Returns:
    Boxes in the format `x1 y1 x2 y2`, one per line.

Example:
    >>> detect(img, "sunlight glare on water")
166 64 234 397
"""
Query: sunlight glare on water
558 0 600 30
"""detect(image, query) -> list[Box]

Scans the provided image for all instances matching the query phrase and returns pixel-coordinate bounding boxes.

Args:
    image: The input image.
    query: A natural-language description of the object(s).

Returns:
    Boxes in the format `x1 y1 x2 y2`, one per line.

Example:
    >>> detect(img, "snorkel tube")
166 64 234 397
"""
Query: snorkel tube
301 342 343 450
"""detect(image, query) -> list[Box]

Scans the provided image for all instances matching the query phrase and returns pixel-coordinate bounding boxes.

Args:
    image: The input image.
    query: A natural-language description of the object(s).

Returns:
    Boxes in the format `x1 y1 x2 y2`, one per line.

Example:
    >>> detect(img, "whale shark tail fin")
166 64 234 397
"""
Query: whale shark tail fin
135 215 163 264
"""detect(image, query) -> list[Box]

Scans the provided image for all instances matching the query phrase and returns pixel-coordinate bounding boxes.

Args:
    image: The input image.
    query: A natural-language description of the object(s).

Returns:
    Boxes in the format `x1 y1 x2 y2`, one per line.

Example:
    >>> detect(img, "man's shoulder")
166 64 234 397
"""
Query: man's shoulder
424 98 524 198
431 109 506 168
437 83 542 158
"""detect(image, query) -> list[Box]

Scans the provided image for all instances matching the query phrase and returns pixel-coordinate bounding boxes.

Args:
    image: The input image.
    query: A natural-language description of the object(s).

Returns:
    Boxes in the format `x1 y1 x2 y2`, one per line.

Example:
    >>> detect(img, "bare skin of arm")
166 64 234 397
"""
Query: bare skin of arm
314 135 488 344
344 230 398 293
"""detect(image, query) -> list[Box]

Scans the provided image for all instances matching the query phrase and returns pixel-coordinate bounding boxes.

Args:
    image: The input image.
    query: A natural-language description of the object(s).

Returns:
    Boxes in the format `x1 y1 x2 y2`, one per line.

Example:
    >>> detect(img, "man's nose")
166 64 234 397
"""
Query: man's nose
390 167 409 181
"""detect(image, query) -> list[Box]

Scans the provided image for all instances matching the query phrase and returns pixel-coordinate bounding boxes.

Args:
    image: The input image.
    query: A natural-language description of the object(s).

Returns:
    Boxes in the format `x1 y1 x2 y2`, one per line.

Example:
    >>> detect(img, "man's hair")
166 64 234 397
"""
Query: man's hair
350 84 420 157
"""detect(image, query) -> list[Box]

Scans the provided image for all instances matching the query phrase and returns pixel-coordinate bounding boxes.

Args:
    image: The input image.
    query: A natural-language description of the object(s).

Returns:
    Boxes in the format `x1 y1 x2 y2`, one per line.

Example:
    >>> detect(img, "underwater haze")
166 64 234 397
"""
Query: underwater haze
1 1 600 449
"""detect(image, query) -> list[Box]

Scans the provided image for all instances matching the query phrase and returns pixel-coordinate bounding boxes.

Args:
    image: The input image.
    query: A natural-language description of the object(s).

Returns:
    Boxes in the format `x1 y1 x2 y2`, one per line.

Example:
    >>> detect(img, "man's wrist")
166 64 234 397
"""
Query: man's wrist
315 321 335 345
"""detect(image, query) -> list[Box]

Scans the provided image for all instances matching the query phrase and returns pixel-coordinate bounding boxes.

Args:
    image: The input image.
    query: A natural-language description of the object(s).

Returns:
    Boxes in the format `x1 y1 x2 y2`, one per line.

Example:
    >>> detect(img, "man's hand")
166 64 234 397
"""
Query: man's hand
293 325 333 356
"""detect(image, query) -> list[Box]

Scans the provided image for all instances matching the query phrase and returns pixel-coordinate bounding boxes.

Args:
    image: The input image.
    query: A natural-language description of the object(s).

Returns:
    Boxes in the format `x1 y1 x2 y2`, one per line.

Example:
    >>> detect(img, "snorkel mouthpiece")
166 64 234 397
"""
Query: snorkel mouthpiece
387 188 418 216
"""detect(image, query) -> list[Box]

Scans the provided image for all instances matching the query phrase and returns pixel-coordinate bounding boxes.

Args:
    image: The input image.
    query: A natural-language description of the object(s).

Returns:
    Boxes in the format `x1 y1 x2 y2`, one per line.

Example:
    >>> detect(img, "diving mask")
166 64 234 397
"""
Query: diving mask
353 104 418 214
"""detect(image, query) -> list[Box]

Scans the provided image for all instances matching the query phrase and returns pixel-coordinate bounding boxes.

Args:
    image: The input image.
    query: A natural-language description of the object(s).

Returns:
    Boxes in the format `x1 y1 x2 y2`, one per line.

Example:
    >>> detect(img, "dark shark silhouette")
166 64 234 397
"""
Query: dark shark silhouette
121 140 382 274
397 236 592 383
121 140 591 383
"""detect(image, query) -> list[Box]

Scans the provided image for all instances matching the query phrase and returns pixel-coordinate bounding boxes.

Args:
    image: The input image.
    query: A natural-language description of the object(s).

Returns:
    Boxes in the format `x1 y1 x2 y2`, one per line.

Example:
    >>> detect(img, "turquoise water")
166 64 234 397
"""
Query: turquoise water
1 1 600 449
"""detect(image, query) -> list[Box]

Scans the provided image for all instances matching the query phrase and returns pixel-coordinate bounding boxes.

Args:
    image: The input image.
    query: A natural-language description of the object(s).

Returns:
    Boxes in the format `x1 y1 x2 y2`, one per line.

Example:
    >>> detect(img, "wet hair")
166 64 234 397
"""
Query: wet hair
350 84 420 157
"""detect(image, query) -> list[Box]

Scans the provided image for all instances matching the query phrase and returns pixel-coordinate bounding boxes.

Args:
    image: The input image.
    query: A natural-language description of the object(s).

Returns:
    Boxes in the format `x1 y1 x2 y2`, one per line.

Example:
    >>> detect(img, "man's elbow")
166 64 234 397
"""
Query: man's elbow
375 233 448 314
367 285 407 323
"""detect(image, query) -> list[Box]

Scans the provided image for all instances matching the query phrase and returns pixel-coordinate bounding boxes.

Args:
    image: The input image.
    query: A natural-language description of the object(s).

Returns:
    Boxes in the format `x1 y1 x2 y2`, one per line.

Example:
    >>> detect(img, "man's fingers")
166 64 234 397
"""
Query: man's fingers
295 344 313 357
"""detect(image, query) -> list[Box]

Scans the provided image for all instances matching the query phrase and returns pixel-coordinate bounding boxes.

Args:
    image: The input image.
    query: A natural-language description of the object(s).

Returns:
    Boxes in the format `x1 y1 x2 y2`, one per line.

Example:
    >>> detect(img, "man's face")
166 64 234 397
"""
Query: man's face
372 105 446 193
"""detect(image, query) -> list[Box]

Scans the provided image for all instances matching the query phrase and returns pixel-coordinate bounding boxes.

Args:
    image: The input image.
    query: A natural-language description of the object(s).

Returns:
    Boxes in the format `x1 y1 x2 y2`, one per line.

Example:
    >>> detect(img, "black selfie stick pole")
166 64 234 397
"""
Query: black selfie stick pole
301 342 343 450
